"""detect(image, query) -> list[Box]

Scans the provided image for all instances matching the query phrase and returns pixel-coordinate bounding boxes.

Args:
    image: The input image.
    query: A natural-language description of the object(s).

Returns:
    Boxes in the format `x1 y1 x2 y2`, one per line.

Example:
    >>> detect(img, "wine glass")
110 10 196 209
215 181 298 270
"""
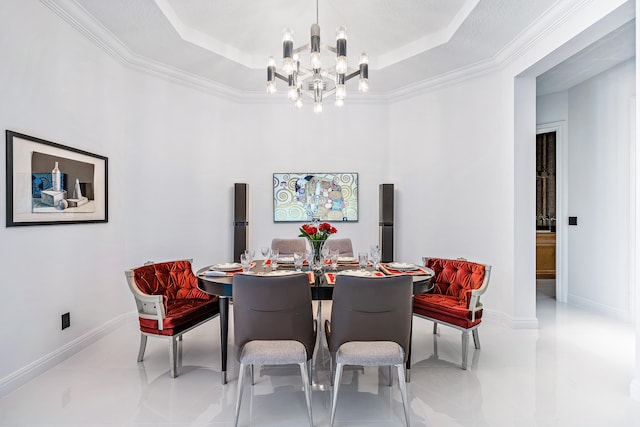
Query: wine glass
293 252 304 272
243 249 254 264
261 246 270 259
240 253 251 273
370 244 381 269
270 249 279 270
358 252 369 271
330 249 339 271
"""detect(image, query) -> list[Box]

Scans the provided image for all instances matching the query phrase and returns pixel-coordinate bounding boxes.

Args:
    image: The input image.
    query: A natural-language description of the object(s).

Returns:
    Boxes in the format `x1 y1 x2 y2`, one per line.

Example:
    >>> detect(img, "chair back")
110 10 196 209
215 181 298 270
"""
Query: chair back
233 273 315 360
423 258 488 306
271 238 308 255
328 275 413 361
129 259 209 300
323 238 354 257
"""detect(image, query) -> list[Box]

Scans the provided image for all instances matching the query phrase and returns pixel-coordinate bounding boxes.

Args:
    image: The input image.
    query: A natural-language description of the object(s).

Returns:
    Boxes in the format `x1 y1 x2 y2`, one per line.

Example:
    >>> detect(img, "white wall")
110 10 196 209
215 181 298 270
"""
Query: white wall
388 72 512 318
566 59 635 318
537 61 636 320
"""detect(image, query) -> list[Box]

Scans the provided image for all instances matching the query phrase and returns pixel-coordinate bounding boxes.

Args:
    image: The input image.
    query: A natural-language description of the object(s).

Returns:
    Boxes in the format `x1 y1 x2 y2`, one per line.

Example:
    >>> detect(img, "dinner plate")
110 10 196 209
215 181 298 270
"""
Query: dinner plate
339 270 379 277
210 262 243 271
338 256 357 263
278 256 294 263
264 270 300 276
387 262 418 271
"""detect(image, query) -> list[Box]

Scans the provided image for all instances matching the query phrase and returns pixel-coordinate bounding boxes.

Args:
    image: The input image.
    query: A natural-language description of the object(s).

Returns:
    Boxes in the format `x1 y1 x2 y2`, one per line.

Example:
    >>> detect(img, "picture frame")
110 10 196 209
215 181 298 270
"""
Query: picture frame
5 130 108 226
273 172 358 222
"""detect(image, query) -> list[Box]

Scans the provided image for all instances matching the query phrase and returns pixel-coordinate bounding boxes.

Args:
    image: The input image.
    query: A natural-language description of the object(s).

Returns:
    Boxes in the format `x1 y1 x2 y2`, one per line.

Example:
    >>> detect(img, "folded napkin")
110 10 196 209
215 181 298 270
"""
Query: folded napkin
380 264 429 276
203 270 227 276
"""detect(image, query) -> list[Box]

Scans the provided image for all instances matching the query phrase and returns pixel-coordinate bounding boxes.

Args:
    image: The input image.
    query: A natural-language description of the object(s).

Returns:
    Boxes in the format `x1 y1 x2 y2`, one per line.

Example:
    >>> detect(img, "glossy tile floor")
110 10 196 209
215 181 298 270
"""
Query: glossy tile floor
2 284 640 426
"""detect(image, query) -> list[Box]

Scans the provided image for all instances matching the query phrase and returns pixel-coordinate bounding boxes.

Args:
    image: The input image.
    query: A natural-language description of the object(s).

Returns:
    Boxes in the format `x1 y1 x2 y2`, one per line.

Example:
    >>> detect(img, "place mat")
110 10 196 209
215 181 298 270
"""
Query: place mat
261 270 314 284
325 270 385 285
263 259 309 266
200 262 255 277
380 263 433 276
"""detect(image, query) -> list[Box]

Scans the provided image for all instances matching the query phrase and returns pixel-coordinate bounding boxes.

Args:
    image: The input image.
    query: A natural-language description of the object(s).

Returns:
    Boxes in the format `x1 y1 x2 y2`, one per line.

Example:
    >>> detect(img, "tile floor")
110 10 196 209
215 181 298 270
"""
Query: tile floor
1 285 640 426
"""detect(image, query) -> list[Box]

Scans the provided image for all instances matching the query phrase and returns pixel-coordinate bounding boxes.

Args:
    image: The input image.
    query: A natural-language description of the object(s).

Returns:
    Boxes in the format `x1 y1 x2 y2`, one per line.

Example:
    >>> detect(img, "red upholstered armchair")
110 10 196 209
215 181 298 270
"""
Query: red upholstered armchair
413 258 491 370
124 259 219 377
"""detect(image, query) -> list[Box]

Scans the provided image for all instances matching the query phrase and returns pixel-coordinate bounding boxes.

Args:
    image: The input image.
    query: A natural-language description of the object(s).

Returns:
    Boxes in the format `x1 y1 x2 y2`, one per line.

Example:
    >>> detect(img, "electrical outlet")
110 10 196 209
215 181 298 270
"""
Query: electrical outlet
61 312 70 330
569 216 578 226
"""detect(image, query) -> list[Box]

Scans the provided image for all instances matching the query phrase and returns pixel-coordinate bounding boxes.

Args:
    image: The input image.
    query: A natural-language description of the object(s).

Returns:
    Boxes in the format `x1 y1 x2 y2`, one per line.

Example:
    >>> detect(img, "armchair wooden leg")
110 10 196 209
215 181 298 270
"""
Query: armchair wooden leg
472 328 481 349
169 336 179 378
137 334 147 362
461 331 470 370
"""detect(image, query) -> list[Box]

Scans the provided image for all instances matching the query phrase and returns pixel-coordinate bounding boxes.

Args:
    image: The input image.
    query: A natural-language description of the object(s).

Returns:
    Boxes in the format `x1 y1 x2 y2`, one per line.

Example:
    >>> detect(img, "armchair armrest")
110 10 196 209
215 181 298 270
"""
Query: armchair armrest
124 269 167 330
469 265 491 322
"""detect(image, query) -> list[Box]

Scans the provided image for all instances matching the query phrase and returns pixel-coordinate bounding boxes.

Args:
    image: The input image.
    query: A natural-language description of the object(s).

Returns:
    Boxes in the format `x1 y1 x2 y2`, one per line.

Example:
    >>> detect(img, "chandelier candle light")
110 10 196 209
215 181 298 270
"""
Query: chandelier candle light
266 0 369 113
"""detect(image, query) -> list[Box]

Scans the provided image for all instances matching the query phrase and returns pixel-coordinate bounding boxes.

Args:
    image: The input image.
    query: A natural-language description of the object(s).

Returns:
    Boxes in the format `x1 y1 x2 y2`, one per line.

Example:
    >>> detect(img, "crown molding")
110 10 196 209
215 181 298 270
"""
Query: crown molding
41 0 626 106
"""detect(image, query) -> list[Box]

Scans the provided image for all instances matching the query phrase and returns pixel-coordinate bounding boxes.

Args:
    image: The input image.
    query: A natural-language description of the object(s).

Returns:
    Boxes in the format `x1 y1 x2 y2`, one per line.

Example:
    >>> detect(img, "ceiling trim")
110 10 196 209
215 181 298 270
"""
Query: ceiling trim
41 0 242 101
376 0 480 70
41 0 628 106
153 0 263 70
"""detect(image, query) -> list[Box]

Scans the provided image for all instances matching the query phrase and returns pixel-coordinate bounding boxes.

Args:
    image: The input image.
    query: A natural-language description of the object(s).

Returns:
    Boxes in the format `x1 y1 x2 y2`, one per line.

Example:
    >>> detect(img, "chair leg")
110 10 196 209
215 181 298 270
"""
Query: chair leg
396 364 411 427
472 328 481 349
234 363 247 427
299 361 313 427
169 336 179 378
388 365 392 387
329 355 334 386
330 363 344 427
250 364 255 386
461 331 470 370
137 334 147 362
432 322 438 334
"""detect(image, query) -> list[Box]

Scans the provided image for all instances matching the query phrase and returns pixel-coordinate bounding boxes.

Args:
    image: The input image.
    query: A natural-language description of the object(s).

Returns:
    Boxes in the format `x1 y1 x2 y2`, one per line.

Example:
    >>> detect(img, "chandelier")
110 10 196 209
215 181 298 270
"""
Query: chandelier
266 0 369 113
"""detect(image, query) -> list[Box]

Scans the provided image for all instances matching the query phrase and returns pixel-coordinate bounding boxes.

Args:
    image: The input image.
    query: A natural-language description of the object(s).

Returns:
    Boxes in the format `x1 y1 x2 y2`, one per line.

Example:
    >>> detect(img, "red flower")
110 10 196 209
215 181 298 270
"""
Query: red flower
298 221 338 240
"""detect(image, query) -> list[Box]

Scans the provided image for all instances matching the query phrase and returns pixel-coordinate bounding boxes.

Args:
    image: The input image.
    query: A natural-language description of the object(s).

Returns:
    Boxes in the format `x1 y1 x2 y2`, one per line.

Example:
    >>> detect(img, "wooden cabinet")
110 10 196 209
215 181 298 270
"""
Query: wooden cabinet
536 232 556 279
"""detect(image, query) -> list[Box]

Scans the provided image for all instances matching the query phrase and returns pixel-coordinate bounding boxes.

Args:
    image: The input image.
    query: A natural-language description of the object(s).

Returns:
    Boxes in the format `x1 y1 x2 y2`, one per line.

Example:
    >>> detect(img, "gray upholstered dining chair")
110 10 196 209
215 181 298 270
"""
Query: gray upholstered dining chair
271 237 308 255
323 238 354 257
325 274 413 427
232 273 316 427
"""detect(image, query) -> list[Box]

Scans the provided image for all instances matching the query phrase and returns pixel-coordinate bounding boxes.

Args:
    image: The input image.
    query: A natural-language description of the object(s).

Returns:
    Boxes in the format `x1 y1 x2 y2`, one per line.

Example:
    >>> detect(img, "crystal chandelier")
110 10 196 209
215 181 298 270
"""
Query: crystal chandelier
266 0 369 113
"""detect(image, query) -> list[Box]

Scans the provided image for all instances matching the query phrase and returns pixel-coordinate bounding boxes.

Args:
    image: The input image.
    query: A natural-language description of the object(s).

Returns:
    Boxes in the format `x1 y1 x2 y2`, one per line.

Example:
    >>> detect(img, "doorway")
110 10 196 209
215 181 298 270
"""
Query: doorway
536 131 556 298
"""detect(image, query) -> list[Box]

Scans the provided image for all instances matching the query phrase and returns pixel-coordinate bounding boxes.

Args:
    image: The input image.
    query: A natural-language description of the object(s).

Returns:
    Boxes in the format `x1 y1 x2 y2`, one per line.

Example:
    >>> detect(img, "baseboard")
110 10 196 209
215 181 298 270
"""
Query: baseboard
567 293 630 321
0 312 135 397
631 378 640 402
493 309 539 329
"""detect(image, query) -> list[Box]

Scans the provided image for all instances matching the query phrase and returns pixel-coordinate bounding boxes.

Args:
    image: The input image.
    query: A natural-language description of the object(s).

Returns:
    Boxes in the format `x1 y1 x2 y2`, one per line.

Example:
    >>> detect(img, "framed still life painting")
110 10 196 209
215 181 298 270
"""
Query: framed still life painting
5 130 108 226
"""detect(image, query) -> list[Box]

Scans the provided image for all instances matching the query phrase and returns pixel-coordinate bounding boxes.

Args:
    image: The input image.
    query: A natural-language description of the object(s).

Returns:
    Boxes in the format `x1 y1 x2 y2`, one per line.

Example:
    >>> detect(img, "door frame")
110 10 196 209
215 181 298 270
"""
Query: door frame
536 121 567 302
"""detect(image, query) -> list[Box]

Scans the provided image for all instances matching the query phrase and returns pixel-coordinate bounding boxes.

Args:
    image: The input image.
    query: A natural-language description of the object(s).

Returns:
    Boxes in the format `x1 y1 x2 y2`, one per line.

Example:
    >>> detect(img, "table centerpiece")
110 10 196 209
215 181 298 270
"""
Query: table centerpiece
298 220 337 270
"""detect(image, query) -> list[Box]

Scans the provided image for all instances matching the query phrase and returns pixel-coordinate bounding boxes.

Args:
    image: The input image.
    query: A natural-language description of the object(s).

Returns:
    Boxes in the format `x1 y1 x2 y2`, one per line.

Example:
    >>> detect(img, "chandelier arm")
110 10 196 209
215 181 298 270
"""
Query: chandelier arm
322 44 337 54
274 72 290 83
293 44 311 54
343 70 361 82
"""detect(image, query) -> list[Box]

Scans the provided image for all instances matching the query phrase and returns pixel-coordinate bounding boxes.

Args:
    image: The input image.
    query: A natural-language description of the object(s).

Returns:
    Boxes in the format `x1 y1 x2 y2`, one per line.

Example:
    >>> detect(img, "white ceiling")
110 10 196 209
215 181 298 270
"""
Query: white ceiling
50 0 635 97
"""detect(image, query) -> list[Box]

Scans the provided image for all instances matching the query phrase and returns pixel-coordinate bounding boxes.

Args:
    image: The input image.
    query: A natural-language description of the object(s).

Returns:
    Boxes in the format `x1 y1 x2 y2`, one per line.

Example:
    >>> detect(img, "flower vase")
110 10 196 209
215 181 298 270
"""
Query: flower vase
310 239 326 271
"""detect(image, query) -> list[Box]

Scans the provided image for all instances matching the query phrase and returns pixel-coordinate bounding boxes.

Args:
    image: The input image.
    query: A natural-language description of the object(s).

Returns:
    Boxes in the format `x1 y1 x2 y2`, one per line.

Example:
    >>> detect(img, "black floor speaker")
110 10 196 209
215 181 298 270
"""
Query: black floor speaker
233 183 248 262
379 184 394 262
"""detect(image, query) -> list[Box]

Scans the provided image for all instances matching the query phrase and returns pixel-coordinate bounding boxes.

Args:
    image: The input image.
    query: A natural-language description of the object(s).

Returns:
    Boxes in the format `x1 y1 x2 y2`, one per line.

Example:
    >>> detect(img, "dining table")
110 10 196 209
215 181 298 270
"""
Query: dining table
197 259 434 384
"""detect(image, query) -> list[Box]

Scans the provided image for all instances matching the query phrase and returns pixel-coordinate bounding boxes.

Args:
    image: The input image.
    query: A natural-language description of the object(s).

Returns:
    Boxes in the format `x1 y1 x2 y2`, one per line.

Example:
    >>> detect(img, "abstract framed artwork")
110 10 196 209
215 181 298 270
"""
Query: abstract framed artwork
273 172 358 222
5 130 108 226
